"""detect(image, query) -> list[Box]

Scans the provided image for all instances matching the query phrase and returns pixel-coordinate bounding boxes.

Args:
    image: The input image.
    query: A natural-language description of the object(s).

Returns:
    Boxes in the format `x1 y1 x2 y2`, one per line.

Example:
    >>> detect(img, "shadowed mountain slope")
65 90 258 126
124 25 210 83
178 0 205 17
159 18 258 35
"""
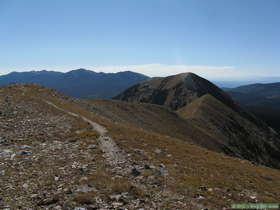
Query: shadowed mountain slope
177 94 280 168
0 69 149 98
226 82 280 133
245 106 280 132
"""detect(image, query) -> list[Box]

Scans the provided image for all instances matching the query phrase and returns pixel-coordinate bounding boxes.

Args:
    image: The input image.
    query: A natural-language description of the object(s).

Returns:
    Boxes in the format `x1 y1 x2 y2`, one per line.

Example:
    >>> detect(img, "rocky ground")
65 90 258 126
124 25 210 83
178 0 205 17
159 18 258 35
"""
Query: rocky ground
0 86 190 209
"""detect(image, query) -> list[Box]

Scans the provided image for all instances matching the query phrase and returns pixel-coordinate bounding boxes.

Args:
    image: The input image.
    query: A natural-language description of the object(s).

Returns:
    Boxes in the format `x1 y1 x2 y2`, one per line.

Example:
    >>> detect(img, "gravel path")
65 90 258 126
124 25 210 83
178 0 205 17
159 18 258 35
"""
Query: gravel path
44 100 126 166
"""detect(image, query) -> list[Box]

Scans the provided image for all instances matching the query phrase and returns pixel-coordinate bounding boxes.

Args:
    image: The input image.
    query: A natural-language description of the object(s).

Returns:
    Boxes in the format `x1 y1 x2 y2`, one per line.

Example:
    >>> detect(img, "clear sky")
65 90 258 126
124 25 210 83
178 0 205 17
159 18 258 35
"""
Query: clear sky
0 0 279 79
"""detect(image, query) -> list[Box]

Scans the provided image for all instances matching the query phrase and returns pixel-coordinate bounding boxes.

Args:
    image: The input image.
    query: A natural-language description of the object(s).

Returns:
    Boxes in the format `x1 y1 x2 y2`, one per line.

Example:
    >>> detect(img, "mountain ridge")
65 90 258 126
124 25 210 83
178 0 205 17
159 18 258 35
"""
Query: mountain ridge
226 82 280 108
0 69 149 98
114 72 236 110
114 72 264 127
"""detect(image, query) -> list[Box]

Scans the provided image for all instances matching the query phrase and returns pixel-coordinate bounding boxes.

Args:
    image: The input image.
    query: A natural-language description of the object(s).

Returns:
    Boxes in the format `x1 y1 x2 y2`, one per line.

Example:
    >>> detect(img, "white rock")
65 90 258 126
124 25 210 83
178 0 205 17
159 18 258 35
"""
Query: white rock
10 153 16 160
0 170 5 175
87 144 97 149
110 194 122 201
155 148 162 154
23 183 29 189
0 149 13 157
76 184 95 193
112 202 123 207
250 195 257 199
20 145 32 149
31 194 38 199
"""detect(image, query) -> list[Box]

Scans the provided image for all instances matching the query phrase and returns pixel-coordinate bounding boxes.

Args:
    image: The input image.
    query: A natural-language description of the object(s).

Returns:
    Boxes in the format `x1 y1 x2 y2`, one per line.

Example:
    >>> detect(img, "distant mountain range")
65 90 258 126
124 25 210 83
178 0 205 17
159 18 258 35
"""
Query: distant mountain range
0 69 149 98
214 77 280 88
226 82 280 108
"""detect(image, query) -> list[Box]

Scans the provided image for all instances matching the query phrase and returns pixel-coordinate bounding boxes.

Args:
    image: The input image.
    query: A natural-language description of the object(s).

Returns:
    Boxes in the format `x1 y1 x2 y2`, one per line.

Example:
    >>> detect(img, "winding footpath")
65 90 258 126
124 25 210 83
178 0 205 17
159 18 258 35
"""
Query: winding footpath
42 100 184 208
44 100 126 167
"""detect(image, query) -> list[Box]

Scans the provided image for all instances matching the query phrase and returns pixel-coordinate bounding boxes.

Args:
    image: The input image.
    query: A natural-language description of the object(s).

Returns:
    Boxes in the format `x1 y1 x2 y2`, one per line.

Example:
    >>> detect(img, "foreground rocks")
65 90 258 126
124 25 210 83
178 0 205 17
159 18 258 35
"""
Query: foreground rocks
0 90 185 209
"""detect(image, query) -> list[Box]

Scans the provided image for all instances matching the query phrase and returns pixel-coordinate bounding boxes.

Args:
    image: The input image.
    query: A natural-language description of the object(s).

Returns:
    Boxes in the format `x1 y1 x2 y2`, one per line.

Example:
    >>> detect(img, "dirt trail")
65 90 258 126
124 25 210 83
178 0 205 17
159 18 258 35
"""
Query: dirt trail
44 100 125 166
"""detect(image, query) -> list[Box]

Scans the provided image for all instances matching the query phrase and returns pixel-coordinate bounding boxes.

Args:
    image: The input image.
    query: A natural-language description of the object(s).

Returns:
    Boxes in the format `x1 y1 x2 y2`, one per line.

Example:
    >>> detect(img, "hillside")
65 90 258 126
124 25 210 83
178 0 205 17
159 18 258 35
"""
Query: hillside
226 82 280 133
1 83 280 209
77 96 280 169
177 94 280 168
0 69 149 98
77 98 223 151
245 106 280 132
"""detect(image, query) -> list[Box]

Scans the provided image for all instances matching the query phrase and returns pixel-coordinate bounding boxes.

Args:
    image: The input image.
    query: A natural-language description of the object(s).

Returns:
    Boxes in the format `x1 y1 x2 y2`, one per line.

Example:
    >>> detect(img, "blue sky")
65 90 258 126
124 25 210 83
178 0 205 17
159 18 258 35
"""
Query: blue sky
0 0 279 79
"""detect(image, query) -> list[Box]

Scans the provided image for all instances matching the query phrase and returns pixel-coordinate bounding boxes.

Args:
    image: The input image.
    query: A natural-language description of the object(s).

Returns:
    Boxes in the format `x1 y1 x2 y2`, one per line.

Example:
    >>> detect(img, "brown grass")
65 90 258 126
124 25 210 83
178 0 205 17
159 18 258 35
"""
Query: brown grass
105 121 280 207
79 98 223 152
74 192 96 204
80 170 144 199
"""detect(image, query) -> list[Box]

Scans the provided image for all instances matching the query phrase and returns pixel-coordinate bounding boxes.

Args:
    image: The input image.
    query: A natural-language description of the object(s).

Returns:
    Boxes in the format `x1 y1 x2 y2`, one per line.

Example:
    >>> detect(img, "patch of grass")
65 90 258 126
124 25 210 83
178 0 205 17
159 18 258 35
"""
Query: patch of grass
74 192 96 204
142 169 154 177
81 171 144 198
110 177 134 194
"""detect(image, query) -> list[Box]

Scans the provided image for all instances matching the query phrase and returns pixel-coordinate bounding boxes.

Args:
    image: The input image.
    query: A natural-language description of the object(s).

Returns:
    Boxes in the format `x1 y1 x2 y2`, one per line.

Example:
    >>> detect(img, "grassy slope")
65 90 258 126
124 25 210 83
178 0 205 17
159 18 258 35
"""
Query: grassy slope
80 98 223 152
108 123 280 206
69 100 280 206
70 97 280 206
177 94 280 168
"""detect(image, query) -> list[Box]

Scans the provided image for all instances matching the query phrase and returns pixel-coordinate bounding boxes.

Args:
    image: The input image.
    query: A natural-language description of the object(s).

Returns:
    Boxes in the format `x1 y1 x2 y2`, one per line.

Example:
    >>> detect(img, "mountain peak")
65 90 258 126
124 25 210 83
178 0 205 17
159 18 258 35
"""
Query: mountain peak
67 68 96 74
175 72 197 78
115 72 235 110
